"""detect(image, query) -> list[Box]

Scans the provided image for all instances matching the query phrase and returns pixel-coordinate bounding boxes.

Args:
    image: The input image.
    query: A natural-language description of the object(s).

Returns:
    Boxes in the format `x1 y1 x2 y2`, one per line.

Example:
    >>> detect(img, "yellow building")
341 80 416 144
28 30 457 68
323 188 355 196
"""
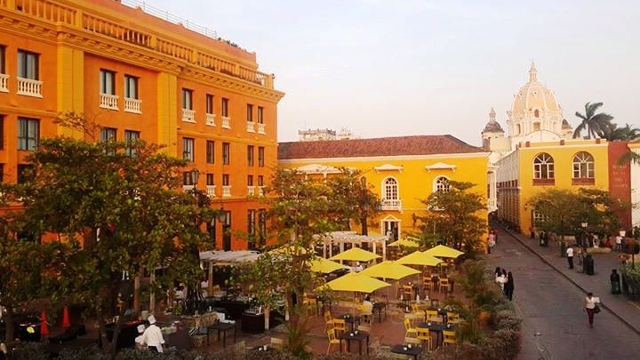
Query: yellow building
0 0 284 249
278 135 490 239
485 64 632 233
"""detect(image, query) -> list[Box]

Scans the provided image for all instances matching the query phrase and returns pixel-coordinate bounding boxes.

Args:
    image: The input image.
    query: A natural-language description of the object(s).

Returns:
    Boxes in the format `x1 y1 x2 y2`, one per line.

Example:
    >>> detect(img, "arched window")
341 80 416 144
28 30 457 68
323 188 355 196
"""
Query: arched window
573 151 594 179
534 109 540 118
533 153 554 179
434 176 450 193
383 177 398 201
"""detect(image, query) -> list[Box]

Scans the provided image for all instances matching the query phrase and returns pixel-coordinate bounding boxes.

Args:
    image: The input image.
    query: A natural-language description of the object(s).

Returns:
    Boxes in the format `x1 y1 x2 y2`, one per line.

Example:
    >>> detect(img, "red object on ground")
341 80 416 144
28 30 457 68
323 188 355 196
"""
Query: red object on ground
62 306 71 328
40 311 50 336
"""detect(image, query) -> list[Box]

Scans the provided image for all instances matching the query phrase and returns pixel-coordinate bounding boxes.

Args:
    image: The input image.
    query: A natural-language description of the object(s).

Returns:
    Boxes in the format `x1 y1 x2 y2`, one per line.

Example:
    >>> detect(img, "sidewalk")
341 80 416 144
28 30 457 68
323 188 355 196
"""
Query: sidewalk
498 225 640 336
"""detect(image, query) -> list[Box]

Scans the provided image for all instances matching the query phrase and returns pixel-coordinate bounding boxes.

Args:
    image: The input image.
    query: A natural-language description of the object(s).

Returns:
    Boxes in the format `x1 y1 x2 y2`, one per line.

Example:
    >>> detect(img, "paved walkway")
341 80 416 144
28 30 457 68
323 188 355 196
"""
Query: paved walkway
496 225 640 336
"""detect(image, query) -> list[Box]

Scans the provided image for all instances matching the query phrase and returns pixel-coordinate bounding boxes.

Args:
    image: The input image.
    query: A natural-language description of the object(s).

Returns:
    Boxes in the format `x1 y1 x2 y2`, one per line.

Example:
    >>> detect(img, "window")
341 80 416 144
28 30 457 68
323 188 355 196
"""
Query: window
533 153 555 179
383 177 398 200
206 94 214 114
124 130 140 156
258 147 265 167
17 50 39 80
258 209 266 245
0 46 5 73
257 175 264 186
0 163 3 183
573 151 595 179
247 145 254 166
248 175 254 186
100 69 115 94
17 164 34 184
206 140 215 164
435 176 450 193
0 116 4 150
183 137 194 162
124 75 138 99
534 109 540 118
222 142 230 165
183 171 197 185
182 89 193 110
206 173 214 185
18 117 39 150
257 106 264 124
222 174 230 186
100 127 117 155
221 98 229 117
247 104 253 122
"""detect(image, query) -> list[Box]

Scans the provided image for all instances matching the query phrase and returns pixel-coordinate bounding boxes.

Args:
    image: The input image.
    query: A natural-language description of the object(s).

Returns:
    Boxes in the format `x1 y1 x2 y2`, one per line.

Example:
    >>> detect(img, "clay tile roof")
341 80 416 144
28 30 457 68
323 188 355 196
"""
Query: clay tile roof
278 135 484 160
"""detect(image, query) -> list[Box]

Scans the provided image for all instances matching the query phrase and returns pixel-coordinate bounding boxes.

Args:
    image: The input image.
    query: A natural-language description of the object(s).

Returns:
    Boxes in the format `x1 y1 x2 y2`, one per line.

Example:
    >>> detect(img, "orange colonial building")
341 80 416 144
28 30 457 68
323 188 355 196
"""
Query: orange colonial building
0 0 284 249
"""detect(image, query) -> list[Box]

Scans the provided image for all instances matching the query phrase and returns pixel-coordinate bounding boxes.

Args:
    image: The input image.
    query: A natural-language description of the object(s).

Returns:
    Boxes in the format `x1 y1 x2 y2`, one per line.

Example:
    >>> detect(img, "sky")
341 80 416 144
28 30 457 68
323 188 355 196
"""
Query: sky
141 0 640 147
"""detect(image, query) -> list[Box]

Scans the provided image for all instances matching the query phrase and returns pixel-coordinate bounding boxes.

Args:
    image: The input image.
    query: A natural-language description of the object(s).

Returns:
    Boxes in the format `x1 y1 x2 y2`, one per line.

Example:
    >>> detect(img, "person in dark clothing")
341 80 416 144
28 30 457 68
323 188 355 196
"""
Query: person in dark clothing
504 272 515 301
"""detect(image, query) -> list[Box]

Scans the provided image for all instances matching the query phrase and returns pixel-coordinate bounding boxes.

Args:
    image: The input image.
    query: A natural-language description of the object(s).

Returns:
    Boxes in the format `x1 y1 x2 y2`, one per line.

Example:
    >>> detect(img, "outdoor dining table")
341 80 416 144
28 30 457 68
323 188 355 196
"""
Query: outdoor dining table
390 344 421 360
417 322 454 347
247 345 277 354
426 306 449 322
206 322 236 347
339 331 369 355
338 313 358 332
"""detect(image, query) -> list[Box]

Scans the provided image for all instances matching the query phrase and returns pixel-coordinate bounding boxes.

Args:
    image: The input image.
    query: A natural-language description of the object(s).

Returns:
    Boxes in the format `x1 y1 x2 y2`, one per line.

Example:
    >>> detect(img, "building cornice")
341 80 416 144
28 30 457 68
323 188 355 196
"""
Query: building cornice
279 152 490 164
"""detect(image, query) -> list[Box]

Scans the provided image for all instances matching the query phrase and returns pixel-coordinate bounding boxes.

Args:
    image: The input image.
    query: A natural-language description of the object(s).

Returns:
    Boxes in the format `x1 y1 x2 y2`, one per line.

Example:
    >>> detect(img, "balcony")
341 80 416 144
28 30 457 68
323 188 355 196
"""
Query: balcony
206 185 216 197
381 199 402 211
206 113 216 126
487 198 497 212
222 116 231 129
99 93 119 110
258 186 265 196
222 185 232 197
182 185 195 192
247 186 256 196
246 121 256 133
182 109 196 123
124 98 142 114
257 123 266 134
17 77 43 97
0 74 8 92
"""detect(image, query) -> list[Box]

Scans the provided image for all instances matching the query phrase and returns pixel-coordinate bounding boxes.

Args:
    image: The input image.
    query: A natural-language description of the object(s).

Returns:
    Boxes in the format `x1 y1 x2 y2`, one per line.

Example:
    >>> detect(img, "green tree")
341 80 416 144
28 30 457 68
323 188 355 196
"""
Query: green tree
324 169 381 235
573 102 615 139
417 181 486 256
604 123 640 141
3 118 214 355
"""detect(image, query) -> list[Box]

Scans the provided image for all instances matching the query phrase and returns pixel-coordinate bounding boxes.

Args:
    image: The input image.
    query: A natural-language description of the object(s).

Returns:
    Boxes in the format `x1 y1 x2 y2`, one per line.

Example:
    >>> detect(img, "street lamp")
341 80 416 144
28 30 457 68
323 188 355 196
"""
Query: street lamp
581 222 588 248
190 169 200 189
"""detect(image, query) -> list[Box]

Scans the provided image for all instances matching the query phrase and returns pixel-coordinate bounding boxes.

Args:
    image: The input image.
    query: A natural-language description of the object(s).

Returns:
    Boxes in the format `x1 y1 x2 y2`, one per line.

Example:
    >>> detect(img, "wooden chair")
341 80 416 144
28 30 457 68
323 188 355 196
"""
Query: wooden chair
270 337 284 350
446 312 460 324
403 318 418 338
326 329 342 354
439 278 450 294
443 329 456 346
332 318 347 336
303 296 318 316
416 328 432 350
403 285 414 299
426 309 442 323
324 311 334 330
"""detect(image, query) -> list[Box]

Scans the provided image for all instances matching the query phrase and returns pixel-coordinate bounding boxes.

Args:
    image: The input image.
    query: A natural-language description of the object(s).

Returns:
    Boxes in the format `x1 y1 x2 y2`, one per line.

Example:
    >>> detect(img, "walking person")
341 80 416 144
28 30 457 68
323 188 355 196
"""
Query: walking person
504 272 515 301
583 292 600 328
566 245 574 269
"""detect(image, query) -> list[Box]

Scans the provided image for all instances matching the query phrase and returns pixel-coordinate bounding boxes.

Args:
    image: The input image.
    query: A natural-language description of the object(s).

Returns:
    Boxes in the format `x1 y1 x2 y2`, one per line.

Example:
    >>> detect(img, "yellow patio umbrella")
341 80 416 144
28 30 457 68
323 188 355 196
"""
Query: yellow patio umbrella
387 238 420 248
424 244 464 259
360 260 420 280
309 257 347 274
321 273 391 294
329 247 381 262
396 251 443 267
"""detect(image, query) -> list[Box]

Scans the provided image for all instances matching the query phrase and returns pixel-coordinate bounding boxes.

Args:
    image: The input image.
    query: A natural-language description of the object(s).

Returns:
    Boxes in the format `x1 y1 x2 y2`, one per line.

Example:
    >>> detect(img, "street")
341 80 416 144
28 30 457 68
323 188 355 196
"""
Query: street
484 230 640 360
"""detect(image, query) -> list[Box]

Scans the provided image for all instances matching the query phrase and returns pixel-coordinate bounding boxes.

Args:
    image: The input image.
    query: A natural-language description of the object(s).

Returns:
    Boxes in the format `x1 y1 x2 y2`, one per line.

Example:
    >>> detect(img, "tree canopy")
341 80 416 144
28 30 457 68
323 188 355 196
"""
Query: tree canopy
573 101 615 139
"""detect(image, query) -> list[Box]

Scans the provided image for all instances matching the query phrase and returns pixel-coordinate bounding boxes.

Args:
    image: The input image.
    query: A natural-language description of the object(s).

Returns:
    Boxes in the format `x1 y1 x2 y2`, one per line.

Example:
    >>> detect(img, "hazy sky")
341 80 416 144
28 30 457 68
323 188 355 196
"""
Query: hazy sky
145 0 640 147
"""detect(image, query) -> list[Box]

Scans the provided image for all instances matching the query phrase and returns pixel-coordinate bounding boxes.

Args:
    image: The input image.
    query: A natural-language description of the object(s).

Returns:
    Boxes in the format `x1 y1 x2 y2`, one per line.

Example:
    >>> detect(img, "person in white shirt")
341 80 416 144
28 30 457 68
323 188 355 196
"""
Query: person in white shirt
566 246 574 269
615 235 623 252
583 292 600 328
140 315 165 353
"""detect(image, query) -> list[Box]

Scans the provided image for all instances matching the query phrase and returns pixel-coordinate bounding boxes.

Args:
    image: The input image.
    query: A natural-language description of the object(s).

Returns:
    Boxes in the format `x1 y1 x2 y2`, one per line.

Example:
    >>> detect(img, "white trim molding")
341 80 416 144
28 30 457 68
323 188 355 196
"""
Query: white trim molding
374 164 403 173
425 162 457 172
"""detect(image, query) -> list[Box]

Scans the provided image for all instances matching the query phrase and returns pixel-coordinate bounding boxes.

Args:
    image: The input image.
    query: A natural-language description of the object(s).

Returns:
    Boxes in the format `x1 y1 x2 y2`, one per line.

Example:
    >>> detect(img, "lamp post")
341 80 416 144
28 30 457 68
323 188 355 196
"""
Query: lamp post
360 177 368 236
581 222 588 249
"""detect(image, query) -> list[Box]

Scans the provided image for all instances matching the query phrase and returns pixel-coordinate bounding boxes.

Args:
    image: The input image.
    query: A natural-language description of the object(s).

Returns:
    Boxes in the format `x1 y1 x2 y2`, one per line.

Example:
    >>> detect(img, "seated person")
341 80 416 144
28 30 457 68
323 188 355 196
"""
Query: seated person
362 295 373 307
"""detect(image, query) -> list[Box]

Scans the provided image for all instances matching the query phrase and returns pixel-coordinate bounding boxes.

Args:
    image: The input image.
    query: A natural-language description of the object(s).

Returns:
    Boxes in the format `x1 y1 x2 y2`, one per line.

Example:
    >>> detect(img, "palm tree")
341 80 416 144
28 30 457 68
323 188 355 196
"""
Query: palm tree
573 102 615 139
604 123 640 141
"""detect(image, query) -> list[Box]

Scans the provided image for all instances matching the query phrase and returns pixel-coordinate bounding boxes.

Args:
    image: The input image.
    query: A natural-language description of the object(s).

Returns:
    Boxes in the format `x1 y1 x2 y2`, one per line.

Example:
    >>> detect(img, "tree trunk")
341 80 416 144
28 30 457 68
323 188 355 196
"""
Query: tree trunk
133 273 141 313
3 307 14 349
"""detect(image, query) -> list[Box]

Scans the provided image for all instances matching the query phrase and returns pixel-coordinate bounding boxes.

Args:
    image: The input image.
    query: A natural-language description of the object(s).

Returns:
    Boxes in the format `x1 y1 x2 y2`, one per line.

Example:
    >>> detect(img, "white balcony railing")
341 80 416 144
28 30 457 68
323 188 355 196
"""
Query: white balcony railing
247 186 256 196
488 198 497 212
222 185 232 197
206 185 216 197
222 116 231 129
257 123 266 134
0 74 8 92
380 199 402 211
99 93 119 110
258 186 265 196
17 77 43 97
206 113 216 126
182 185 195 192
182 109 196 123
246 121 255 133
124 98 142 113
